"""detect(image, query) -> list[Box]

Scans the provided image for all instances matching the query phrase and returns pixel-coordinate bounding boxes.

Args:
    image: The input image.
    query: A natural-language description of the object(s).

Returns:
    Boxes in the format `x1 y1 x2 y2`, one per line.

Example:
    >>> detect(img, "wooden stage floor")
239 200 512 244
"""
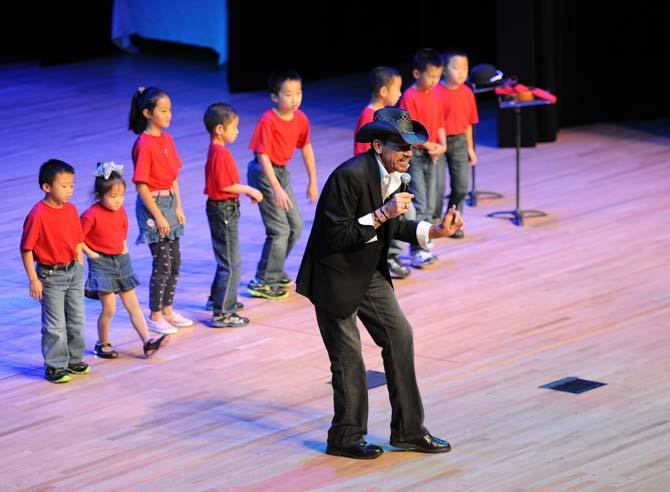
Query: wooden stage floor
1 53 669 491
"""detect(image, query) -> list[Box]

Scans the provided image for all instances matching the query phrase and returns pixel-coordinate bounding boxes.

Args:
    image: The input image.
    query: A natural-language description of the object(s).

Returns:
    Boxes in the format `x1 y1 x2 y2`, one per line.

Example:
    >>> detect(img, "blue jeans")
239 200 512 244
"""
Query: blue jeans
433 153 447 220
446 134 470 214
408 149 436 254
38 262 85 368
206 199 241 314
247 160 304 284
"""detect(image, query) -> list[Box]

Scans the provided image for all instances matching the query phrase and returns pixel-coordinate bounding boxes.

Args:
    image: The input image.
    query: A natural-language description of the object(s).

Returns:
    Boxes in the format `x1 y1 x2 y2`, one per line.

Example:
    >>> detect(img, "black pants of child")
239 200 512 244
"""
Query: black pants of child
148 238 181 312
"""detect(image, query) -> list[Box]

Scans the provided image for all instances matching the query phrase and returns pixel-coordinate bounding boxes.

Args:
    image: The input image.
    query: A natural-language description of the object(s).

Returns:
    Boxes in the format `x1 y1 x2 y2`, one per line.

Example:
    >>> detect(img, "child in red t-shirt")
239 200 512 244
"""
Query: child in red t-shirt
128 86 193 335
20 159 88 384
246 71 318 299
203 103 263 328
434 50 479 236
353 66 403 156
353 66 412 280
399 49 447 268
81 162 169 359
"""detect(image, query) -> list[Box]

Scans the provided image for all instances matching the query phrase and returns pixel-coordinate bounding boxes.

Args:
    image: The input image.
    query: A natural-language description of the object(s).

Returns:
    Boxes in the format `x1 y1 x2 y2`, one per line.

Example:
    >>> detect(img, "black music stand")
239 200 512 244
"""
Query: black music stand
487 98 551 226
466 83 504 207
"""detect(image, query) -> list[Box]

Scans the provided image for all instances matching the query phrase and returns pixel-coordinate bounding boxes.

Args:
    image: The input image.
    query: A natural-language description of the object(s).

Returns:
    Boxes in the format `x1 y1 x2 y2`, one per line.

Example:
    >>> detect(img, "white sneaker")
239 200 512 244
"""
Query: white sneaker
165 311 194 328
411 250 437 268
148 317 178 335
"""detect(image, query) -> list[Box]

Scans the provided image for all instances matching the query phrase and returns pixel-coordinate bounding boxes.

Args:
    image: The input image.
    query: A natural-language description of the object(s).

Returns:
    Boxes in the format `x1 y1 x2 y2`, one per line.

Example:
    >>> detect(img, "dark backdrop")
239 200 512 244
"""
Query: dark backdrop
3 1 667 135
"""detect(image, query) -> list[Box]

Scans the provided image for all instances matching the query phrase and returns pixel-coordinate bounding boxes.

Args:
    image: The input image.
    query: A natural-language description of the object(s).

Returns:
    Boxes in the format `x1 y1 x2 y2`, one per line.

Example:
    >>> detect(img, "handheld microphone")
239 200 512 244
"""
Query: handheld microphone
400 173 411 193
398 173 411 221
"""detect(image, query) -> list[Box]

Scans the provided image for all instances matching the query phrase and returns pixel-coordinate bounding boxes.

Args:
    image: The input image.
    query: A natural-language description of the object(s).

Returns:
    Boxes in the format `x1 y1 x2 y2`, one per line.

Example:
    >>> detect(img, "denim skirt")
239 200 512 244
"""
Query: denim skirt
85 253 140 299
135 193 184 245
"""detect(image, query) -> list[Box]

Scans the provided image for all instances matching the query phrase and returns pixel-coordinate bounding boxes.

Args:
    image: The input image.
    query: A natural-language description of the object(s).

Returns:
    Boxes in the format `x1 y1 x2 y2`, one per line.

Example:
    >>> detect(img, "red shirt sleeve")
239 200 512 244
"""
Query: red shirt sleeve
469 88 480 125
296 112 311 149
20 209 40 252
80 210 94 244
213 148 241 192
132 138 152 185
250 113 273 156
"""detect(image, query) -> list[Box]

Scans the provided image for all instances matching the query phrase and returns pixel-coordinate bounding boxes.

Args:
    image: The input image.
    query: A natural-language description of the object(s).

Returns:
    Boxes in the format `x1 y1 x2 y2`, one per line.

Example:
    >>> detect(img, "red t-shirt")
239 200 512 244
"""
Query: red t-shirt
435 83 479 135
21 201 83 265
399 86 444 143
81 203 128 255
132 132 183 191
353 106 375 156
249 109 311 166
204 143 240 200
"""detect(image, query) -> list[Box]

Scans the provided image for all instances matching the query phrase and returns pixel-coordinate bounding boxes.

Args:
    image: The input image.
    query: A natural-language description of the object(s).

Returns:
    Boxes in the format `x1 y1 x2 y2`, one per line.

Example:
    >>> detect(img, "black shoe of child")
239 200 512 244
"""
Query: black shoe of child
45 367 71 384
143 335 169 358
211 312 250 328
94 341 119 359
67 362 90 375
247 280 289 300
276 275 292 286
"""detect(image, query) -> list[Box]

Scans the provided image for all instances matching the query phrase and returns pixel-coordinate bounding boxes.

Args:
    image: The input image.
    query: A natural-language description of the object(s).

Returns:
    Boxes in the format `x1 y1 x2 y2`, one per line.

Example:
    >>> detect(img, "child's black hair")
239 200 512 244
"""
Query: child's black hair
94 170 125 199
442 49 469 67
412 48 443 72
268 71 302 95
369 66 401 96
203 103 239 134
128 86 169 135
39 159 75 189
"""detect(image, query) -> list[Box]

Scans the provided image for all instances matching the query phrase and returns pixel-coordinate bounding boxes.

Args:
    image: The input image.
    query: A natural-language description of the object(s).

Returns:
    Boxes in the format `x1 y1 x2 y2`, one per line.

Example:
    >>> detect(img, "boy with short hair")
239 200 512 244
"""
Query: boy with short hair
434 50 479 237
353 66 411 279
247 71 318 299
20 159 88 384
399 48 447 267
203 103 263 327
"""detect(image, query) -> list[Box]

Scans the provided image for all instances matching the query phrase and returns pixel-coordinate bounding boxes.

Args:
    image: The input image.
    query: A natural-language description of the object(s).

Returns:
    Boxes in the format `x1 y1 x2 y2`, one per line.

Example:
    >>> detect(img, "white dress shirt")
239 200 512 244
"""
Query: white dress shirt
358 154 432 250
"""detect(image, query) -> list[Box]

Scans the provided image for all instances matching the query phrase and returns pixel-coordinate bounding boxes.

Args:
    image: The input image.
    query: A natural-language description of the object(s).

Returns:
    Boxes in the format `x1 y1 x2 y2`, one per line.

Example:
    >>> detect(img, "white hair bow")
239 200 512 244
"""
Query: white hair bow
94 161 124 180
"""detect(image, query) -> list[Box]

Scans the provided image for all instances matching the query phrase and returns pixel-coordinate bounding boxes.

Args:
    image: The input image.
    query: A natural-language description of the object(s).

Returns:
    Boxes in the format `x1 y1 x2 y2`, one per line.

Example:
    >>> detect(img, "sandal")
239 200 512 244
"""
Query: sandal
143 334 169 358
94 341 118 359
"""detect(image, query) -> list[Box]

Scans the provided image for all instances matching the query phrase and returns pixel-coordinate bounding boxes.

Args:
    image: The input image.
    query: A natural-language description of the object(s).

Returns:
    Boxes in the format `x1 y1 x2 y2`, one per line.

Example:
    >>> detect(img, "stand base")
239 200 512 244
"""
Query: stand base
487 209 546 226
466 190 504 207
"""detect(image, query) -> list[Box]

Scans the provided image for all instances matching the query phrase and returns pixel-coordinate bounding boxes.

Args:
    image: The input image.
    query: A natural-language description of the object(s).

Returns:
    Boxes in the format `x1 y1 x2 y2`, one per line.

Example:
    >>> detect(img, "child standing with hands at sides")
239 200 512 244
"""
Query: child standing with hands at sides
353 66 411 280
399 48 447 268
81 162 169 358
246 71 318 300
129 86 193 335
203 103 263 327
434 50 479 237
20 159 88 384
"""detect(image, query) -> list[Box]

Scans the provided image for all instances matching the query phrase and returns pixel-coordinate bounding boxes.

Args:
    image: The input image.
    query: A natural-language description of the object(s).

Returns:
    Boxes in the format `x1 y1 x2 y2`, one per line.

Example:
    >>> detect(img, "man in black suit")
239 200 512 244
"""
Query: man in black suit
296 107 464 459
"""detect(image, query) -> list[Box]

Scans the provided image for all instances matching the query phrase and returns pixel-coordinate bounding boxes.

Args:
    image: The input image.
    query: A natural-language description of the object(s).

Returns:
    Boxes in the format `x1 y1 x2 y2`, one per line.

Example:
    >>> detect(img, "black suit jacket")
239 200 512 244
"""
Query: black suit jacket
296 150 420 318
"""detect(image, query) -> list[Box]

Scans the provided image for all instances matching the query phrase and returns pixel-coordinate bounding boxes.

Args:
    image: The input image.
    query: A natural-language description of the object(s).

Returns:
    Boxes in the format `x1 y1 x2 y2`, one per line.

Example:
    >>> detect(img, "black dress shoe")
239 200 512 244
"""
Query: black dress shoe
390 434 452 453
326 441 384 460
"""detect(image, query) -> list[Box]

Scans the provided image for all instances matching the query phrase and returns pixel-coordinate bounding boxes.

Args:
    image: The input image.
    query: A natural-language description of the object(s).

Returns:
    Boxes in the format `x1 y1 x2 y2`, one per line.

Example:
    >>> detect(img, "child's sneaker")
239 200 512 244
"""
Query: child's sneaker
45 367 71 384
164 311 194 328
148 317 178 334
67 362 90 375
210 312 250 328
247 279 289 300
276 275 292 286
410 250 437 268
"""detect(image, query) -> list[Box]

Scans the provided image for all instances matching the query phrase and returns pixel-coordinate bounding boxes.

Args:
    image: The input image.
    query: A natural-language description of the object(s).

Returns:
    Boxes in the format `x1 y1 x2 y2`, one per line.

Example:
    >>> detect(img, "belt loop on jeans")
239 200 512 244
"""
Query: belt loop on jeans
151 189 172 197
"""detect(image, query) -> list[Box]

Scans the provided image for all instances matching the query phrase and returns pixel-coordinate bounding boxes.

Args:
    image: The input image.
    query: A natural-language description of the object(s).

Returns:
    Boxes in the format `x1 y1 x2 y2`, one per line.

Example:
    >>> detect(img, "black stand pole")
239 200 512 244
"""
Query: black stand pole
466 84 503 208
487 99 549 226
